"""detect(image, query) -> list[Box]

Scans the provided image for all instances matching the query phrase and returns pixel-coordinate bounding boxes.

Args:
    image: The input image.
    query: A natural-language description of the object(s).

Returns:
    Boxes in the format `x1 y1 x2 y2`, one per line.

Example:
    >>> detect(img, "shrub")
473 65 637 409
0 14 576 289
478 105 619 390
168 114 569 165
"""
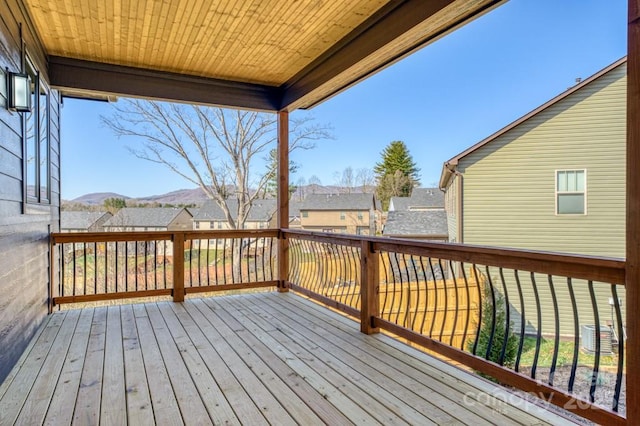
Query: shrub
467 283 519 367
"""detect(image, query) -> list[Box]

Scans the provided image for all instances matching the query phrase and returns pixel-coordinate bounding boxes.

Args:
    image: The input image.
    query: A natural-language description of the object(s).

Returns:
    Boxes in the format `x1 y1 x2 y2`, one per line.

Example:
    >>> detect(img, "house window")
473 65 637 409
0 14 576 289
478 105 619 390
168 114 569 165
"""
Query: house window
556 170 586 214
357 212 363 220
24 58 50 205
302 211 308 218
217 222 223 229
209 221 215 228
340 212 346 220
195 222 200 230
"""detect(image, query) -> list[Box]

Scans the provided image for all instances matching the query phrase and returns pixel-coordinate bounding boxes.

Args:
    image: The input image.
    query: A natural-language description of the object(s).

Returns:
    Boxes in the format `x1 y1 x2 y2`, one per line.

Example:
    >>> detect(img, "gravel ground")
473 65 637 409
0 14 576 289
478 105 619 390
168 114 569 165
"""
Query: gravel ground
511 365 625 425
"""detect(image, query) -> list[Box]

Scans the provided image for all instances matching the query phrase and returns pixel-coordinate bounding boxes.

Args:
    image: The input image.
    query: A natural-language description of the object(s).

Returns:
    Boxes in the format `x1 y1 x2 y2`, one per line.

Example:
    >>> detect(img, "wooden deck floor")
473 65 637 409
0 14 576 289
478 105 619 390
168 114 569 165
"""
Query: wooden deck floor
0 292 577 425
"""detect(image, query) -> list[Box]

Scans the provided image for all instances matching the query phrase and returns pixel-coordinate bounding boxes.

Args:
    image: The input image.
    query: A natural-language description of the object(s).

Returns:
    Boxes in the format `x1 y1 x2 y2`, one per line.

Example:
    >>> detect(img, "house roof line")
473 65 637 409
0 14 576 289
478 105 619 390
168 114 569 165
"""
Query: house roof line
439 55 627 189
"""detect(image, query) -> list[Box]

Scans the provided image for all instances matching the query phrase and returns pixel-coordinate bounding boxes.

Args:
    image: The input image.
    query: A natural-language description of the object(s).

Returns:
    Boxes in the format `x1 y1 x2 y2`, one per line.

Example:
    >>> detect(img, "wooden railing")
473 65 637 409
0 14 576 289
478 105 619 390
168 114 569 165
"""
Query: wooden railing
50 228 627 424
50 230 278 307
283 229 627 426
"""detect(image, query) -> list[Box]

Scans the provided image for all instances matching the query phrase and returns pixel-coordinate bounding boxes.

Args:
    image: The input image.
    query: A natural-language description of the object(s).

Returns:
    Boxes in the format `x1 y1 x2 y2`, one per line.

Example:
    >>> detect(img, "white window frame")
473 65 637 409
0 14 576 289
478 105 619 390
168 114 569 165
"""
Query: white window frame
555 169 587 215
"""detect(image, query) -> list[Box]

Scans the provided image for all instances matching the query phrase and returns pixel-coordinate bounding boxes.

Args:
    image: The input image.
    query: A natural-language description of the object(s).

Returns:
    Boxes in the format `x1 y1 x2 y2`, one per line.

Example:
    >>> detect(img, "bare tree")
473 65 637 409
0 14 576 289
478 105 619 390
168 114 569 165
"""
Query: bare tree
102 99 332 230
308 175 322 194
334 167 355 193
356 168 375 192
295 176 307 201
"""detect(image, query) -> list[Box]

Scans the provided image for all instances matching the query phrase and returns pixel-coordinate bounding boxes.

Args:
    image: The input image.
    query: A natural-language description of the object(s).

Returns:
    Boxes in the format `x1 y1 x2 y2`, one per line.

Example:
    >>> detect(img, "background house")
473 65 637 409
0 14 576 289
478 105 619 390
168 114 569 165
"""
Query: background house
193 199 276 230
103 207 193 232
439 58 625 258
60 211 112 232
300 193 379 235
389 187 445 212
384 187 448 240
439 58 626 336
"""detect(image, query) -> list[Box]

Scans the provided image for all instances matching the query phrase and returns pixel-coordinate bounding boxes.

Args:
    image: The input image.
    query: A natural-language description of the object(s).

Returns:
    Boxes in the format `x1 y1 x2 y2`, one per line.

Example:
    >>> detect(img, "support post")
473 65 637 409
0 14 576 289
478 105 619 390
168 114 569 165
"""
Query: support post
277 110 290 292
172 233 185 302
360 240 380 334
627 1 640 422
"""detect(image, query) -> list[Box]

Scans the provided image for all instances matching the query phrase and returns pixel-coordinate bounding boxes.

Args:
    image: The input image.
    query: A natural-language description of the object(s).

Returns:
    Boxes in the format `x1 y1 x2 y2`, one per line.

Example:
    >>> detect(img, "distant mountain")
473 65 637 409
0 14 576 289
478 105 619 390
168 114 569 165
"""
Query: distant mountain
135 188 210 205
71 192 131 205
66 185 375 207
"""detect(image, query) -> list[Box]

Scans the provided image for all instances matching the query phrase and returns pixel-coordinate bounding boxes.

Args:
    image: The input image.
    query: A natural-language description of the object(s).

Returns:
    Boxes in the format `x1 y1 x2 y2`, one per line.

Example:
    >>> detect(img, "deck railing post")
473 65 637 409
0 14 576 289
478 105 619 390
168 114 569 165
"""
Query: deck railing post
627 0 640 422
360 240 380 334
173 232 185 302
277 110 290 292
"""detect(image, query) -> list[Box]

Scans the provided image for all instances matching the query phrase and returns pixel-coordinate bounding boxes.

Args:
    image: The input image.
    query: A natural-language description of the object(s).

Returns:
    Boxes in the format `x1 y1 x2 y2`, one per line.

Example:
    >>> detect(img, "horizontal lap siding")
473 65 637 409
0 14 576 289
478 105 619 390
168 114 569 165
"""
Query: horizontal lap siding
0 0 61 383
458 64 626 336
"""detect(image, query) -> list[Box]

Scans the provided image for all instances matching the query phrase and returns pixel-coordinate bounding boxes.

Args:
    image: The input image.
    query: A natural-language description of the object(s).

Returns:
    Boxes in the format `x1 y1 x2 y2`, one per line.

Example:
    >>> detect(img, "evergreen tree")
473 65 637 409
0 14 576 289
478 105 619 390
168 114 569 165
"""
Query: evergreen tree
467 284 518 367
103 197 127 213
374 141 420 209
264 148 299 198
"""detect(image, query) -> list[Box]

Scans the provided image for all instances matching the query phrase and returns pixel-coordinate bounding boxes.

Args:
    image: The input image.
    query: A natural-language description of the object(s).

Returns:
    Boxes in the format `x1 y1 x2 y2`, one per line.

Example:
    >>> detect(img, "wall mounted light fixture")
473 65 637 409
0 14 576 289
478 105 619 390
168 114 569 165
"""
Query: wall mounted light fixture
7 71 31 112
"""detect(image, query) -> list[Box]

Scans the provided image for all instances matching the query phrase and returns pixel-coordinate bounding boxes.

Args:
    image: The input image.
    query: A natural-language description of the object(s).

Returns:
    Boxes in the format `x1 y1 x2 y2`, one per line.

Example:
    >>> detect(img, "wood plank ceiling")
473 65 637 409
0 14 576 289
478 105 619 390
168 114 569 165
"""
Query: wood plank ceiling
23 0 506 111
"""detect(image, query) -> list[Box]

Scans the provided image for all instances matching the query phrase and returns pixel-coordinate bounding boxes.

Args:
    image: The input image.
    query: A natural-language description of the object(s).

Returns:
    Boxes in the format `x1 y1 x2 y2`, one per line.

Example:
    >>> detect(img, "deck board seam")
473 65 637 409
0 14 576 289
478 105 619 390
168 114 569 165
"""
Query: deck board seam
268 292 540 425
177 300 270 425
279 292 570 425
229 294 426 425
206 295 372 425
187 298 294 425
0 311 69 425
246 293 487 425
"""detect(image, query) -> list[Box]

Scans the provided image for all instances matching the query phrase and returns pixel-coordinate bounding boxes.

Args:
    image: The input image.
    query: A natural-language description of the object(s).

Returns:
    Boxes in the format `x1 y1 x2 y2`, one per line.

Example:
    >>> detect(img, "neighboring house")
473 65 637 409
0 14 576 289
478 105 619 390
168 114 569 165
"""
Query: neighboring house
389 187 445 212
438 58 626 337
60 211 112 232
382 210 448 241
103 207 193 232
439 57 625 258
193 199 276 230
300 193 379 235
384 187 448 240
289 201 302 229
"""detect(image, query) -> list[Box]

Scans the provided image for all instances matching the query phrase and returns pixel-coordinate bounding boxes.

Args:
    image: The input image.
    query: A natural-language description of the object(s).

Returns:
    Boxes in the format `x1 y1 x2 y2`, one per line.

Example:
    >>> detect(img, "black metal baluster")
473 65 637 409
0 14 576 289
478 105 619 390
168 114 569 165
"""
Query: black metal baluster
438 259 448 342
448 260 459 347
214 238 220 285
530 272 543 379
498 267 511 366
460 262 471 350
588 280 601 403
471 266 482 356
391 252 402 325
205 238 210 286
83 242 87 295
252 238 258 283
547 275 561 386
409 255 420 332
484 266 497 361
611 284 624 412
418 256 429 336
566 277 580 394
428 259 438 339
380 252 391 320
94 242 98 295
514 270 526 372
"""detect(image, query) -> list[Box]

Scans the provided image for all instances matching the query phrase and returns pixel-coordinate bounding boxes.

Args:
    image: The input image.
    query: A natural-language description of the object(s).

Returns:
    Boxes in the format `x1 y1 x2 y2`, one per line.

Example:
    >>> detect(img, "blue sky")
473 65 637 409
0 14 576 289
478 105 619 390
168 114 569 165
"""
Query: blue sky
61 1 627 200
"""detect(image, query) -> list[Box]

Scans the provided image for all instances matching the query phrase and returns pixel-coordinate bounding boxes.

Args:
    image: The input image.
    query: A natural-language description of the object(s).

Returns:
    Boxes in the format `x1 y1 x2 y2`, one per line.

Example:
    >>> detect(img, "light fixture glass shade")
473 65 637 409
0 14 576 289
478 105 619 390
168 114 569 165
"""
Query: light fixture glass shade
8 72 31 112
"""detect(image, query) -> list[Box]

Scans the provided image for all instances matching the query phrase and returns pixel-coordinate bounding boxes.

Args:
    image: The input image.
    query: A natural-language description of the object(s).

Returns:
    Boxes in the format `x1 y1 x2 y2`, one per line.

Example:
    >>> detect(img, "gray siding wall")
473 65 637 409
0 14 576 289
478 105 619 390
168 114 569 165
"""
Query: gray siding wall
0 0 61 383
456 63 626 337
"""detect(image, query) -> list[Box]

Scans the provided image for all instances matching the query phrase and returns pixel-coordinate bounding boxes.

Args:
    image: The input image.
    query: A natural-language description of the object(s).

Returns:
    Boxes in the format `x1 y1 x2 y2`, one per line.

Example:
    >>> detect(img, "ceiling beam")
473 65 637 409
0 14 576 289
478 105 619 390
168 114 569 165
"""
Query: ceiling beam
279 0 503 110
48 56 281 111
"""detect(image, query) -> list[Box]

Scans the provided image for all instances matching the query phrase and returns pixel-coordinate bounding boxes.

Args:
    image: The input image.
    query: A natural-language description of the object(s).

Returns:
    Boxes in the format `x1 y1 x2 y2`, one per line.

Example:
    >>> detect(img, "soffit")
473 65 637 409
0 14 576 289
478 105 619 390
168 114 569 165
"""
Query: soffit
22 0 505 110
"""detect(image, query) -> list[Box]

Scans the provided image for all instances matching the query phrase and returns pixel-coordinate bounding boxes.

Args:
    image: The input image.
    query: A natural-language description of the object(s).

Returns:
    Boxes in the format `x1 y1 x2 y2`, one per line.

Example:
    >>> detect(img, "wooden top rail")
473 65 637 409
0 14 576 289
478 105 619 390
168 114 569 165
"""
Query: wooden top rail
283 230 626 285
51 229 280 244
51 231 174 243
282 229 364 247
184 229 279 240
